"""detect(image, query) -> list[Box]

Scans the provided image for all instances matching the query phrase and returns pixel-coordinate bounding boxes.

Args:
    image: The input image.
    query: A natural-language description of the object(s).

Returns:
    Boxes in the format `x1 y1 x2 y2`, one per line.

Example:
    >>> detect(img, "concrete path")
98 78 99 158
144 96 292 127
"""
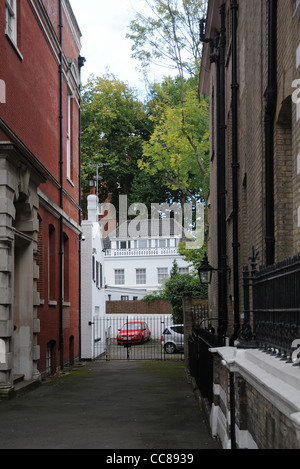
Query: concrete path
0 360 220 450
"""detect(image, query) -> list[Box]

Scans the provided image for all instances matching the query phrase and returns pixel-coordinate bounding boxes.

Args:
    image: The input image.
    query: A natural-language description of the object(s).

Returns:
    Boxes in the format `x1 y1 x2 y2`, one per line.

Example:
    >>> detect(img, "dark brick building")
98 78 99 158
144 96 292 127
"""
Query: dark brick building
0 0 83 394
195 0 300 449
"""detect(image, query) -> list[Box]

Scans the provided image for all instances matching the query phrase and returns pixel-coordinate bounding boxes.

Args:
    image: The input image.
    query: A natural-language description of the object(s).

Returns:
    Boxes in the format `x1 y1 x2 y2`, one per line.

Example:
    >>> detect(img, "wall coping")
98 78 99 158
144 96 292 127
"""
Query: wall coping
210 347 300 440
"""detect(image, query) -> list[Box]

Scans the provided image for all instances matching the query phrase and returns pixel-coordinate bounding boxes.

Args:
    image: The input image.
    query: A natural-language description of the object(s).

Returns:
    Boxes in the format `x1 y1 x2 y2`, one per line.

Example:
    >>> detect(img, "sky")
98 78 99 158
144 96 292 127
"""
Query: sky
70 0 166 99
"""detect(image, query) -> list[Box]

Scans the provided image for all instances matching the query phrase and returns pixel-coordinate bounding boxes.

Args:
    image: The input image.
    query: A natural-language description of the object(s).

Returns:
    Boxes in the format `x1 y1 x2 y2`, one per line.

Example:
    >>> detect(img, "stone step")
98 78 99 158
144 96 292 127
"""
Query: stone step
13 374 25 385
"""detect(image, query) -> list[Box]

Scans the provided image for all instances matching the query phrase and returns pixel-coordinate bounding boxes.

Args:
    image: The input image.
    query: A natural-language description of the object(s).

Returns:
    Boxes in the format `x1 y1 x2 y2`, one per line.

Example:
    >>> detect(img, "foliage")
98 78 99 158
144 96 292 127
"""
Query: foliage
141 76 210 205
80 74 150 213
178 240 207 270
144 260 207 323
127 0 210 205
127 0 208 79
164 272 207 323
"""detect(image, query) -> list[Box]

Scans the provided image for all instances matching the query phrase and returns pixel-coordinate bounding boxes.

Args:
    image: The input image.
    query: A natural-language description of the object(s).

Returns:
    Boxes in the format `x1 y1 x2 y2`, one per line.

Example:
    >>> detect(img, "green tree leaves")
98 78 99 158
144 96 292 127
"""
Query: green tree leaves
80 74 150 212
140 76 210 205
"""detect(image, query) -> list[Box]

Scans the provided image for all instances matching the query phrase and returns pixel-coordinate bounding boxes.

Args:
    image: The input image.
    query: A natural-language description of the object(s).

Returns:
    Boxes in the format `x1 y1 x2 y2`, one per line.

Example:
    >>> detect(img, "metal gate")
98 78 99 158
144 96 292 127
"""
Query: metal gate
93 315 184 361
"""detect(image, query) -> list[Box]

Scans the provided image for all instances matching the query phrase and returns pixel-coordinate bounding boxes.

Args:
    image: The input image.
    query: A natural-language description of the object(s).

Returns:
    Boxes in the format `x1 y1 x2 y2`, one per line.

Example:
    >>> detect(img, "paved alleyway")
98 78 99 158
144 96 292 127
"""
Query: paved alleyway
0 360 220 450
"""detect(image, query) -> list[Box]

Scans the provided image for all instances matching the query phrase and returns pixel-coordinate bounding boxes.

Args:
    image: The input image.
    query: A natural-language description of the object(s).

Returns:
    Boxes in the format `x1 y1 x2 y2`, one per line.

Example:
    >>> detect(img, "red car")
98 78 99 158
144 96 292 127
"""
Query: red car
117 321 151 345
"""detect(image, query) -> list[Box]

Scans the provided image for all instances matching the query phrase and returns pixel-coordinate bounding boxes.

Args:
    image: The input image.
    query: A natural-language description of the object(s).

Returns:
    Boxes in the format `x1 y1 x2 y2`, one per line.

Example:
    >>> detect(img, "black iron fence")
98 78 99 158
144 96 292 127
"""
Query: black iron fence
188 306 224 406
244 253 300 357
187 252 300 407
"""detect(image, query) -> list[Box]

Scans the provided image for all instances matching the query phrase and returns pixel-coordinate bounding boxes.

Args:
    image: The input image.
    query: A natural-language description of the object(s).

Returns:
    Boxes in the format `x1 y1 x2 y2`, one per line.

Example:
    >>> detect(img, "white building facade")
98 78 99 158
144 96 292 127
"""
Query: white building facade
103 219 191 301
81 195 106 359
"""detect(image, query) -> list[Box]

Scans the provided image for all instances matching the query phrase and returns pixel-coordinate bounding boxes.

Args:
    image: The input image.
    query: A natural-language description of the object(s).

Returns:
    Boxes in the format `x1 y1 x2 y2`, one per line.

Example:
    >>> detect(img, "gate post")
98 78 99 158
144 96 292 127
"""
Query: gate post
183 293 195 381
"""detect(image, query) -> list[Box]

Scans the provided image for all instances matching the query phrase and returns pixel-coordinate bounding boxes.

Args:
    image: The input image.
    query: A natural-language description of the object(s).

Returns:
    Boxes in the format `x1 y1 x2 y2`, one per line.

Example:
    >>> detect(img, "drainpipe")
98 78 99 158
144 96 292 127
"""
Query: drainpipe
200 5 228 345
265 0 277 266
78 56 86 360
230 371 237 449
229 0 240 346
217 4 228 344
58 0 64 366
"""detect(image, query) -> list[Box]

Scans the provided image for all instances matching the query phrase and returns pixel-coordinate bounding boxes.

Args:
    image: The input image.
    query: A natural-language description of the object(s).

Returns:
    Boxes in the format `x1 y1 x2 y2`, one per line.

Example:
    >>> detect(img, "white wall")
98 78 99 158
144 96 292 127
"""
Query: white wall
105 255 191 301
81 195 106 360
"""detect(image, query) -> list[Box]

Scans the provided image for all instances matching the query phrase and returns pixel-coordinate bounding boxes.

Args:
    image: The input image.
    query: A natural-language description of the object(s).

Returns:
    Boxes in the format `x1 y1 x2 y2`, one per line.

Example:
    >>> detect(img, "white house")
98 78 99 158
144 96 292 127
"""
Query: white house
103 218 192 302
81 194 106 359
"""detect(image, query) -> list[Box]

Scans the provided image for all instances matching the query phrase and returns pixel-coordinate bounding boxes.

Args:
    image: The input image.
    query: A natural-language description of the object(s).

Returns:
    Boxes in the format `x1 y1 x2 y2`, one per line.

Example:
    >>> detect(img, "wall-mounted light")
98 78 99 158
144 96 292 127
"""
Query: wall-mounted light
197 254 216 285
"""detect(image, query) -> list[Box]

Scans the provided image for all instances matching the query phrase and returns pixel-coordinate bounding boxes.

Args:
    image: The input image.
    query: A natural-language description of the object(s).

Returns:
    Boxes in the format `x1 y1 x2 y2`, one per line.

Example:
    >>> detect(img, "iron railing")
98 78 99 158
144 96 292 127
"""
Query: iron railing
188 306 224 405
252 254 300 356
241 251 300 357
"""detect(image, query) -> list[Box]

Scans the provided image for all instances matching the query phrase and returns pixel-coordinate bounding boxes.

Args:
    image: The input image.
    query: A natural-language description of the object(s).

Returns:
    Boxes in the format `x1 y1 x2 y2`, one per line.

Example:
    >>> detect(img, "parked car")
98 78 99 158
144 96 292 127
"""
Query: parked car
161 324 184 354
117 321 151 345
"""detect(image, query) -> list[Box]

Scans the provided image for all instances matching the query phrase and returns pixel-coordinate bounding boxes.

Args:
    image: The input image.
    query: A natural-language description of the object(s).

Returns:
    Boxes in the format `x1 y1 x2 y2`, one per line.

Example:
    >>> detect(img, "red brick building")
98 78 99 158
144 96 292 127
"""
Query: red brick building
0 0 83 394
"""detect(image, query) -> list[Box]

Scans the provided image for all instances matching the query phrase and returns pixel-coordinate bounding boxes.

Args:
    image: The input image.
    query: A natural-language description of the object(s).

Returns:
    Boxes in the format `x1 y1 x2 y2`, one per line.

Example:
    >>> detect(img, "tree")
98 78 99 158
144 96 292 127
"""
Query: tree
140 76 210 205
127 0 208 80
178 240 207 270
144 260 207 323
164 272 207 323
80 74 150 213
127 0 210 206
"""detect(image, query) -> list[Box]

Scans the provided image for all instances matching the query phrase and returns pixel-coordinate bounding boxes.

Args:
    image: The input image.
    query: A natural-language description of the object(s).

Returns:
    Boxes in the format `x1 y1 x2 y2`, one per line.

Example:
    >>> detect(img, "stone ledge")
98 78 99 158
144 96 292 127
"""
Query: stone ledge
210 346 300 440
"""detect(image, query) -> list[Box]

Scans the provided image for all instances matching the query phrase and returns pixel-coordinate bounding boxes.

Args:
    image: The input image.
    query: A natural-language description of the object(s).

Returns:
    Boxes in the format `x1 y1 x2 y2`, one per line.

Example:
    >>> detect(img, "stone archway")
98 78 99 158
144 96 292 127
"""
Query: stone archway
0 147 45 396
12 170 41 383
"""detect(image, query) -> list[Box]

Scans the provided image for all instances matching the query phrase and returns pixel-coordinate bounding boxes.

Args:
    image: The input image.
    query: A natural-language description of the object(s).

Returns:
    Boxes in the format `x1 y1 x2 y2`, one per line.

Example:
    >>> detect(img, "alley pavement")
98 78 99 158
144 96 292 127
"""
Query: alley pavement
0 359 220 451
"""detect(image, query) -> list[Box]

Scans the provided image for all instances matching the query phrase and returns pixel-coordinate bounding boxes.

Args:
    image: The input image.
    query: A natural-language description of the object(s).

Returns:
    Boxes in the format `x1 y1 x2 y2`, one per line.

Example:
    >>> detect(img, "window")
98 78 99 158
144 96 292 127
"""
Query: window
96 261 103 289
116 240 131 250
66 91 72 181
158 268 168 284
179 267 189 274
138 239 148 248
115 269 125 285
159 239 170 248
5 0 17 44
48 225 56 300
136 269 146 285
121 296 129 301
63 233 70 302
92 256 96 282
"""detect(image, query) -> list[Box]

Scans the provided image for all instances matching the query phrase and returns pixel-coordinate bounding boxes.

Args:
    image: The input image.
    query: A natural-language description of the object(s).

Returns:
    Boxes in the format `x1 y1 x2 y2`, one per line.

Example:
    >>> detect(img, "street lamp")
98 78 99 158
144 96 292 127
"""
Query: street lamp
197 254 216 285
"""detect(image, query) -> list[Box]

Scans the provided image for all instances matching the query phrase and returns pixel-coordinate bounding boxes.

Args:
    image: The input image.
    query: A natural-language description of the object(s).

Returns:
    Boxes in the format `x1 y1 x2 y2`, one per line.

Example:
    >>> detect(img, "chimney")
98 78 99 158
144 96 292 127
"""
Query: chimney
87 194 99 223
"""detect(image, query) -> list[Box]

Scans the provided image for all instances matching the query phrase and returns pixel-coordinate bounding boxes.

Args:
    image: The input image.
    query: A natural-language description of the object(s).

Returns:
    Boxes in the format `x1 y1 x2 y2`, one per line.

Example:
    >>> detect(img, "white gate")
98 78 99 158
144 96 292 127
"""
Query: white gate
93 315 184 361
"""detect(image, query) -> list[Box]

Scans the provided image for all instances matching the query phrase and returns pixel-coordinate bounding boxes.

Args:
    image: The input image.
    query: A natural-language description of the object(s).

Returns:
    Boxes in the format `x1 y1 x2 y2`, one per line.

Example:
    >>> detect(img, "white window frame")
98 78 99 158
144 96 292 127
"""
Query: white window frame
179 267 189 274
5 0 17 44
115 269 125 285
136 268 146 285
158 268 168 284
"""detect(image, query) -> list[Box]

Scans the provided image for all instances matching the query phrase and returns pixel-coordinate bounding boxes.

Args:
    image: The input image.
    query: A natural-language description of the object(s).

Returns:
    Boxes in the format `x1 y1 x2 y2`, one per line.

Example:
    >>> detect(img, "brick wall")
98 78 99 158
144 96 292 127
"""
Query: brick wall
205 0 300 339
199 0 300 449
0 0 82 379
106 299 172 316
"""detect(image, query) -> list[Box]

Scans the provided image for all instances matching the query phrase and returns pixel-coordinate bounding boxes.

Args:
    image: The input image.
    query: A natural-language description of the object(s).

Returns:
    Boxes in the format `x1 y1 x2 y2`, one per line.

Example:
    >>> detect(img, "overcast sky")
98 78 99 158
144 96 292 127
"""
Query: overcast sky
70 0 164 99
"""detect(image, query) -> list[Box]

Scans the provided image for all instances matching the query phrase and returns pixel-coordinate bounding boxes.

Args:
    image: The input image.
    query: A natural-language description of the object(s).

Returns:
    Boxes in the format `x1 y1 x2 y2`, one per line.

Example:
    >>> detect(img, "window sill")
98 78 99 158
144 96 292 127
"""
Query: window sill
5 33 23 60
48 300 57 307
